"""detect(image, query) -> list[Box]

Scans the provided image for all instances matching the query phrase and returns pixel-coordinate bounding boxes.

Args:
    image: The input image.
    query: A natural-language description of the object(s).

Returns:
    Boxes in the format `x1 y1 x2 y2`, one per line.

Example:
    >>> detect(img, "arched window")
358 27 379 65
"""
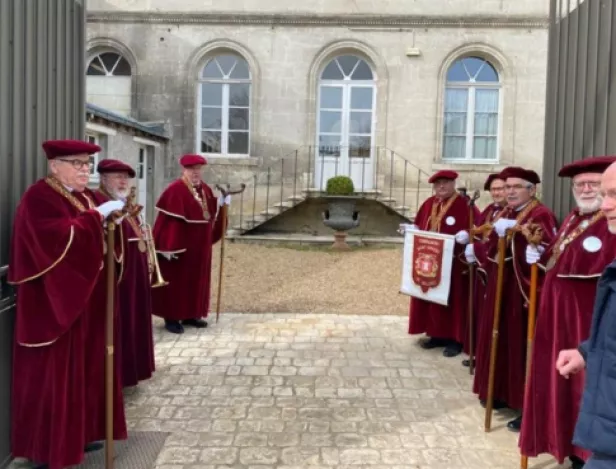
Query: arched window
197 53 251 156
443 56 500 161
86 51 132 116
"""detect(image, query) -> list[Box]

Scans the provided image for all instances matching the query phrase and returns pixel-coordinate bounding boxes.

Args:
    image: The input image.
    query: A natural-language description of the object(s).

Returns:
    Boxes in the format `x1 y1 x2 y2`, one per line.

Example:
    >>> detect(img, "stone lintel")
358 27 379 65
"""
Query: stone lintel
87 11 549 29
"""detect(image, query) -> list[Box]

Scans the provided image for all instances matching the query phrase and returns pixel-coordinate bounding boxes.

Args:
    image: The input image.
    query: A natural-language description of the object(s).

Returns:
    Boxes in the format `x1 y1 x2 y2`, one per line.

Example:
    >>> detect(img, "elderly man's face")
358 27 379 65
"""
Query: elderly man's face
600 163 616 233
183 165 204 186
432 179 455 199
505 177 535 209
49 153 91 192
572 172 602 214
489 179 506 204
101 172 131 200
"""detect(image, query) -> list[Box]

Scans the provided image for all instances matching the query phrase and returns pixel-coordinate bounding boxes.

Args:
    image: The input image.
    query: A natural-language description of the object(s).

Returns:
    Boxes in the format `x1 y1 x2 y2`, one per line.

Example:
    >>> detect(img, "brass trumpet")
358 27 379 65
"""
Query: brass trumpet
141 222 169 288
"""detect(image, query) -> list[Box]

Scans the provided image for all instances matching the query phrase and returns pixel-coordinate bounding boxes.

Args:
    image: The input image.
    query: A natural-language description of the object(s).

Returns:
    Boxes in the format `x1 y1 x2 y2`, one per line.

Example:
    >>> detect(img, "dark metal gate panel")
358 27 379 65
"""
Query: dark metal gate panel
542 0 616 221
0 1 86 466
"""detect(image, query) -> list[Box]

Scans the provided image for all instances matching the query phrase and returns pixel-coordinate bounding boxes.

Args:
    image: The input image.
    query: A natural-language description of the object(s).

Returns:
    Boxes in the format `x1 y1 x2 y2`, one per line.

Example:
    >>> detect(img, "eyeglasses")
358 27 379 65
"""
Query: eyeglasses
572 181 601 189
505 184 532 191
56 158 93 170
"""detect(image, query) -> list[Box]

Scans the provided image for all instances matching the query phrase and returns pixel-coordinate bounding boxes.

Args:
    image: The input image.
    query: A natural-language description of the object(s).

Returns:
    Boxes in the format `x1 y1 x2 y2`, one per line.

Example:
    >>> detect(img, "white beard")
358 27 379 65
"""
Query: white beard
575 194 602 214
115 189 130 200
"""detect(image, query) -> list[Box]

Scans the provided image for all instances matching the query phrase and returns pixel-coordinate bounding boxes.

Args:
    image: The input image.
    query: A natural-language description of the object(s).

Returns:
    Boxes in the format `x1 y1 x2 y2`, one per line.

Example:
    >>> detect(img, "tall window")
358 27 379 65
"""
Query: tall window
86 51 132 116
198 53 251 156
86 133 101 183
443 56 500 161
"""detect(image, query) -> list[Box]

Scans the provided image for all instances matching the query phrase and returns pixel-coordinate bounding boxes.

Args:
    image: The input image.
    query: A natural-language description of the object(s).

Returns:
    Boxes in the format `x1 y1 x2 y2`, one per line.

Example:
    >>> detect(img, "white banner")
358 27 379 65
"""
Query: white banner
400 227 456 306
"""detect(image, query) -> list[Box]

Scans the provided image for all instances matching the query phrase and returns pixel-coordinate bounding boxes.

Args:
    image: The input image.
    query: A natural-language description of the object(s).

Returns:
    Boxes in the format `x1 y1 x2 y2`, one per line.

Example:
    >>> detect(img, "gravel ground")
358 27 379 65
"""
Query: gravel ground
209 242 409 316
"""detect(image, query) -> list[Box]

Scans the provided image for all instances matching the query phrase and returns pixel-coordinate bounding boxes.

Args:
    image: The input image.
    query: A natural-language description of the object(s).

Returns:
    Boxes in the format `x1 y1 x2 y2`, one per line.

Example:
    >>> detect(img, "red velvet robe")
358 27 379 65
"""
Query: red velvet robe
467 203 506 357
519 210 614 463
95 190 155 387
7 179 127 469
151 178 225 321
408 193 480 346
472 201 558 410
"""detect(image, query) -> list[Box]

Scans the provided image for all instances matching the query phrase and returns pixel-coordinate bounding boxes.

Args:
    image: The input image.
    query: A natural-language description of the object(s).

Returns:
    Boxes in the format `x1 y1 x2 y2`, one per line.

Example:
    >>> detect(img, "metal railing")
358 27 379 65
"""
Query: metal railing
203 146 433 233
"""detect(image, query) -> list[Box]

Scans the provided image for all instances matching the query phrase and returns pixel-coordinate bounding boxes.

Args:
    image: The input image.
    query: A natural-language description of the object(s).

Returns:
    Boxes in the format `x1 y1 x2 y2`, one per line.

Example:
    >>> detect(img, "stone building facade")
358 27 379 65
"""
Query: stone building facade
86 0 550 221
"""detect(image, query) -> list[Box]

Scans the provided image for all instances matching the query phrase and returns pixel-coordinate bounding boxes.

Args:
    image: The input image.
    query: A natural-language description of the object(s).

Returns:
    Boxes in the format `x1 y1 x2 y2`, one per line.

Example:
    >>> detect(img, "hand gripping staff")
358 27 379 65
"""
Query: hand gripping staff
510 223 544 469
214 183 246 323
467 190 481 375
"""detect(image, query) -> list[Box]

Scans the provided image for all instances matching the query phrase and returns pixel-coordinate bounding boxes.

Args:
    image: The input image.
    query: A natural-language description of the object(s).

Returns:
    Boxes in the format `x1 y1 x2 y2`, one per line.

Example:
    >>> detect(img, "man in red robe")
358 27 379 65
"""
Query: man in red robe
7 140 127 469
152 154 227 334
404 170 480 357
519 157 616 469
467 166 558 430
460 172 506 368
96 159 156 387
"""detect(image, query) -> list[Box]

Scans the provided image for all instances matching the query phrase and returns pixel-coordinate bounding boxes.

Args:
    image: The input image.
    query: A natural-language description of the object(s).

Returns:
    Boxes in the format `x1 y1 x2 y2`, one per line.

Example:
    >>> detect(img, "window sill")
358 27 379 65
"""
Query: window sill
204 155 259 167
433 161 505 171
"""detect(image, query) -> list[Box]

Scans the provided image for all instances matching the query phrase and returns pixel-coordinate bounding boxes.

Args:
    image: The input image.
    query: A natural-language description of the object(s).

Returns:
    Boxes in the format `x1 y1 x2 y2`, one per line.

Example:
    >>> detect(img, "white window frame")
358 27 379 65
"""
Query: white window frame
442 63 502 164
195 57 252 158
85 132 101 183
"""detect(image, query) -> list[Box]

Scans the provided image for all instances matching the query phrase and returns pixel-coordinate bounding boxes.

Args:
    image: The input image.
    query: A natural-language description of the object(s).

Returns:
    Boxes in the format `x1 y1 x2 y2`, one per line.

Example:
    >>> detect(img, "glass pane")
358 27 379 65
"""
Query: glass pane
318 135 341 157
445 88 468 112
216 55 237 76
229 83 250 106
444 113 467 135
99 52 119 73
320 87 343 108
477 62 499 82
446 60 469 82
337 56 358 77
319 111 342 133
87 60 105 75
229 108 249 130
349 112 372 134
228 132 249 154
202 60 222 78
201 107 222 130
350 87 373 109
349 136 371 158
201 83 223 106
201 131 222 153
473 137 497 159
475 89 499 112
113 57 131 76
321 61 344 80
229 58 250 79
462 57 486 80
352 60 373 80
443 136 466 159
474 113 498 135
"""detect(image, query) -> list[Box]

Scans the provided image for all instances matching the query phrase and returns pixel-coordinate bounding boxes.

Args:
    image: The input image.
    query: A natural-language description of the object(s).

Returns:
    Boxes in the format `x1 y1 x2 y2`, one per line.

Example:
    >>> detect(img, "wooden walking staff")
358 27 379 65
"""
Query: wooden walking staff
513 223 544 469
215 183 246 323
467 190 481 375
484 233 507 432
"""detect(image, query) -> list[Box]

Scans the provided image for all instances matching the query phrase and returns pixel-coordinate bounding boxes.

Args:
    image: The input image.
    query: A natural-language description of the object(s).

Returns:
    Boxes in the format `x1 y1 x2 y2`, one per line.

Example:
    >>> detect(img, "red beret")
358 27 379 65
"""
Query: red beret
499 166 541 185
42 139 101 160
179 154 207 167
483 173 505 191
428 170 458 184
96 159 136 178
557 156 616 178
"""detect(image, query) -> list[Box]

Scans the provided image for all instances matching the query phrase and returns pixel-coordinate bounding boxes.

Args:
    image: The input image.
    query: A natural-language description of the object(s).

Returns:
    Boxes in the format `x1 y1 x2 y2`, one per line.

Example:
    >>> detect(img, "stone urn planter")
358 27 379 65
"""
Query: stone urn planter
322 176 360 250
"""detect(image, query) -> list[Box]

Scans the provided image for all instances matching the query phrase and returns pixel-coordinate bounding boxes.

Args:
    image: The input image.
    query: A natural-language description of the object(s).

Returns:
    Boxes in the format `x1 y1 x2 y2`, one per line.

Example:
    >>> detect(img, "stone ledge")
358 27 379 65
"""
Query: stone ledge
88 12 549 29
431 162 507 172
206 156 259 166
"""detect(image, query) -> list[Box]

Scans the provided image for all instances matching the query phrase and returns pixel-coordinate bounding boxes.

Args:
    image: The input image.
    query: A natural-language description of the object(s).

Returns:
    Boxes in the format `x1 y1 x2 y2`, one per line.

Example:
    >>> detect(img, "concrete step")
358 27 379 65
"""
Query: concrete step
301 188 383 197
225 233 404 246
272 201 295 210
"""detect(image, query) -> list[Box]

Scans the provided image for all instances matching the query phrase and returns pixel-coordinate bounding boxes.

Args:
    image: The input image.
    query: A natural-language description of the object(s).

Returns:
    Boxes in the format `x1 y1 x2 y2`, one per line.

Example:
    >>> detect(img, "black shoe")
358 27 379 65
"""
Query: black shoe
85 441 104 453
480 399 507 410
443 343 462 357
507 415 522 432
182 318 208 328
165 320 184 334
462 358 475 367
570 455 585 469
419 337 448 349
33 464 48 469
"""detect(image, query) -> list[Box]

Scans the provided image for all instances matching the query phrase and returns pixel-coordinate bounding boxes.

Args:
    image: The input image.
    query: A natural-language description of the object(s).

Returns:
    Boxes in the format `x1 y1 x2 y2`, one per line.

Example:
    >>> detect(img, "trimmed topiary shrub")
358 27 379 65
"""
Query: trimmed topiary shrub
325 175 355 196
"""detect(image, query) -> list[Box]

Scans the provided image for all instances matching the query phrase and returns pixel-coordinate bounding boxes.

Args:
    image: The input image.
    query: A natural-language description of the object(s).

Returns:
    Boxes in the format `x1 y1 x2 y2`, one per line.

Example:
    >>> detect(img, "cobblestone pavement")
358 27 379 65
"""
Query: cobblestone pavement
126 314 568 469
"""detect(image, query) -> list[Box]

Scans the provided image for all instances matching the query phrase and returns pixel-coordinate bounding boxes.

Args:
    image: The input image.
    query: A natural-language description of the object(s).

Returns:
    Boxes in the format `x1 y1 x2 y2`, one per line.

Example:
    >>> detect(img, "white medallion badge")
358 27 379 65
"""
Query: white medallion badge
582 236 602 253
